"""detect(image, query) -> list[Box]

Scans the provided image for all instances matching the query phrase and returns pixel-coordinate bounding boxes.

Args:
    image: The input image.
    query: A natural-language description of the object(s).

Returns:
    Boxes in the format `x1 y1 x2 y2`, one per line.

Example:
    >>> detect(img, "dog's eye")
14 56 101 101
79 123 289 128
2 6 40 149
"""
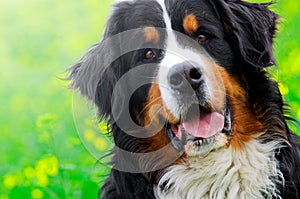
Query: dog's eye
197 34 207 43
143 49 164 62
145 49 156 60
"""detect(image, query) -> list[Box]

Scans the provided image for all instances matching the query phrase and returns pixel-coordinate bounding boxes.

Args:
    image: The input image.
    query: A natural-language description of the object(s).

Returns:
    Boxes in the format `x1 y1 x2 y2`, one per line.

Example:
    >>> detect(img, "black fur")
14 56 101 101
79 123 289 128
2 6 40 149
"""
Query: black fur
69 0 300 198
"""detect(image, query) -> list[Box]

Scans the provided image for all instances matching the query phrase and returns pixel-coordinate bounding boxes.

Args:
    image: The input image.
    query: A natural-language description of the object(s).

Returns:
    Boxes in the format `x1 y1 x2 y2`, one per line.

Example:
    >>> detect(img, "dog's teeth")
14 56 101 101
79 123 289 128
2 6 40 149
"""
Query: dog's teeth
193 136 218 147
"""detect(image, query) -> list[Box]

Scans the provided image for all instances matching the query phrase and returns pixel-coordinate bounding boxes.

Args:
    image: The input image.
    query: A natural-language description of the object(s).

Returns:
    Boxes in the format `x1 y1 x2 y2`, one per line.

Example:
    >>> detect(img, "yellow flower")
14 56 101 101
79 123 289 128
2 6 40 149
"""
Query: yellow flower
3 174 17 189
34 155 59 187
99 120 111 133
35 156 59 177
46 156 59 176
31 189 44 199
84 129 95 142
24 166 35 180
36 170 48 187
94 137 107 151
35 159 47 174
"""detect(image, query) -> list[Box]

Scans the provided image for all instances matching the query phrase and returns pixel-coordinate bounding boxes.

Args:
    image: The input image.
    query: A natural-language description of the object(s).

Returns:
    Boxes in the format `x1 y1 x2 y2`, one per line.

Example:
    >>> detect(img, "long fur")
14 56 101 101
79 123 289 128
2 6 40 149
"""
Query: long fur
68 0 300 198
155 139 283 199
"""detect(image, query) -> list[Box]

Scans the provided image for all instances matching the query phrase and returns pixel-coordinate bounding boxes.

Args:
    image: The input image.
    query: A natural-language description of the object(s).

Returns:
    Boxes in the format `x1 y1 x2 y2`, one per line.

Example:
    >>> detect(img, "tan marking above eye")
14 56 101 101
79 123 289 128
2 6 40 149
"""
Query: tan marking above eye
144 27 160 44
183 14 200 36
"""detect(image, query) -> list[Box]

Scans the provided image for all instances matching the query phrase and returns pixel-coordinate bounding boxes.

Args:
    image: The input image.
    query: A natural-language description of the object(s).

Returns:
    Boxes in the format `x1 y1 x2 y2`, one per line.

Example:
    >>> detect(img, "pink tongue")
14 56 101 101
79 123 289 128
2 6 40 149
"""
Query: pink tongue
182 112 224 138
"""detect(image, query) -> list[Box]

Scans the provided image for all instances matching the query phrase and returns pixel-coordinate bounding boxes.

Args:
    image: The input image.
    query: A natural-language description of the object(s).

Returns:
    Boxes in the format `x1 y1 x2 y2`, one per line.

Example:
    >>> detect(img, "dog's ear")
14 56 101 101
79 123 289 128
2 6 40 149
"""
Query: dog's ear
68 38 120 118
68 43 103 102
68 2 136 119
216 0 279 68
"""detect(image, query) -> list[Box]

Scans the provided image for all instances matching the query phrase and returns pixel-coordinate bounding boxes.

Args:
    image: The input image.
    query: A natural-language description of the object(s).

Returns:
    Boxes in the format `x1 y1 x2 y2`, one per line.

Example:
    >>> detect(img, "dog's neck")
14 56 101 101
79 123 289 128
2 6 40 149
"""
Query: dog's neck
155 139 283 199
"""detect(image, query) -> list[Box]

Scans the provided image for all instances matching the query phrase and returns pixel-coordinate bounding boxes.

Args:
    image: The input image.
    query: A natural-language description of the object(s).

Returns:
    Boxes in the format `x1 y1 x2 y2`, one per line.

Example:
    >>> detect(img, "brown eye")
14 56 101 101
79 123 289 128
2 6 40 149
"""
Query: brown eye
198 34 207 43
145 49 156 60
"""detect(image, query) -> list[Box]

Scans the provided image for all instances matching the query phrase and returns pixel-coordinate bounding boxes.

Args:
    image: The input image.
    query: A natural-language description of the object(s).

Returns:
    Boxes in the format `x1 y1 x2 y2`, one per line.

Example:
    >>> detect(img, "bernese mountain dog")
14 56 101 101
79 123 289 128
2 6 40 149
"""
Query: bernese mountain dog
69 0 300 198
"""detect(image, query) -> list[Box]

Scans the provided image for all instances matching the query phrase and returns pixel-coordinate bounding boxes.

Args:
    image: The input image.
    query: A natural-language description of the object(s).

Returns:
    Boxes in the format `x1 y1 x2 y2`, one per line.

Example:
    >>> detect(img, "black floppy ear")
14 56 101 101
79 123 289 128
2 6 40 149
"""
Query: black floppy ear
68 43 104 102
68 38 120 118
217 0 279 68
68 2 135 118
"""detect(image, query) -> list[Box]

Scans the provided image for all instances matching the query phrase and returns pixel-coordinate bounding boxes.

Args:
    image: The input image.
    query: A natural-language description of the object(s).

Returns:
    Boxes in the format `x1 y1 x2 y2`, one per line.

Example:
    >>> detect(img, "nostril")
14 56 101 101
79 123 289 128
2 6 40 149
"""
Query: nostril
187 67 203 90
169 73 183 87
189 68 202 81
168 61 203 91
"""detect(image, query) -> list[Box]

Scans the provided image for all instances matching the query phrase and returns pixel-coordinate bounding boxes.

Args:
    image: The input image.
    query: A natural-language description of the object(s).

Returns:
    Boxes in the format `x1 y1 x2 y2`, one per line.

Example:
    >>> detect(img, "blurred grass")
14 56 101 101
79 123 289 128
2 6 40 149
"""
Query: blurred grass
0 0 114 198
0 0 299 198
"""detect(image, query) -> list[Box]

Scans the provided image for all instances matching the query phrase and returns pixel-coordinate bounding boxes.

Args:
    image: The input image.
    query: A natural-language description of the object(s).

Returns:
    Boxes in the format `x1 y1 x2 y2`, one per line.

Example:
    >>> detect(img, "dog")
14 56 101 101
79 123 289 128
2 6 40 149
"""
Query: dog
69 0 300 198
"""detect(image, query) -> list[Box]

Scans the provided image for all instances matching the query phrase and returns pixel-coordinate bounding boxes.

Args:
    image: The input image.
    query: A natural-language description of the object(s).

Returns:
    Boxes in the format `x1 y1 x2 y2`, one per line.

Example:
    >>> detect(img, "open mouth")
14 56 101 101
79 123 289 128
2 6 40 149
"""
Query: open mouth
167 103 232 156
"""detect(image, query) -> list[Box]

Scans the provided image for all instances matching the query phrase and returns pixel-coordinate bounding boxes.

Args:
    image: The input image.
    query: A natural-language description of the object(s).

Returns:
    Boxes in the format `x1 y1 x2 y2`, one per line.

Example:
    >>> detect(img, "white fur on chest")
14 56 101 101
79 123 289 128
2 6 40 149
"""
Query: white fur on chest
155 140 283 199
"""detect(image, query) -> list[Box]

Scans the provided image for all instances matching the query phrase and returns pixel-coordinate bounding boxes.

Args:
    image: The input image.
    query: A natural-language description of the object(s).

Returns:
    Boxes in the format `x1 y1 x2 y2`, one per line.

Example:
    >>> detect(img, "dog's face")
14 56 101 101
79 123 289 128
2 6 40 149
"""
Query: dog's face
70 0 279 170
69 1 300 198
151 0 234 157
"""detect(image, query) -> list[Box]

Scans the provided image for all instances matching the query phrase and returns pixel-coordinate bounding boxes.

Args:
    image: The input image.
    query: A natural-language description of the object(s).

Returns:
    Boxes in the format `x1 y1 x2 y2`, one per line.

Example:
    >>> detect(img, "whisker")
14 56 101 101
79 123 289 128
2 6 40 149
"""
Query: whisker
142 106 165 125
138 76 156 79
138 96 163 118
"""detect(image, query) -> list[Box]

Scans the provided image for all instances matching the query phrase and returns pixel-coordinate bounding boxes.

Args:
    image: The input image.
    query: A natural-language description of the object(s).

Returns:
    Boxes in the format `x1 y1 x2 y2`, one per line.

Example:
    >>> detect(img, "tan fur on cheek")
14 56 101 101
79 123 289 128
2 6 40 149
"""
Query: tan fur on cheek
138 81 180 173
144 81 179 126
201 60 226 112
141 81 176 150
217 67 265 151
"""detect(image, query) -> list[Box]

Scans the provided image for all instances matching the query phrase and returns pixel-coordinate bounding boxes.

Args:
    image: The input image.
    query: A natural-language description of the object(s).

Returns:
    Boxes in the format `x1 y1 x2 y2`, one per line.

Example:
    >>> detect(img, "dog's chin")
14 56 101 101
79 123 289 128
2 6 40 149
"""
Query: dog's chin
166 103 232 157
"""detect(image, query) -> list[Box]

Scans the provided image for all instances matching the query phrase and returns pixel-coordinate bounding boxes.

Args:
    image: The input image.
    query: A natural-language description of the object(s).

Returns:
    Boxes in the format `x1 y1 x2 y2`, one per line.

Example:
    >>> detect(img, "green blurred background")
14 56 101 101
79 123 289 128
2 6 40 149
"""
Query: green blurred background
0 0 299 198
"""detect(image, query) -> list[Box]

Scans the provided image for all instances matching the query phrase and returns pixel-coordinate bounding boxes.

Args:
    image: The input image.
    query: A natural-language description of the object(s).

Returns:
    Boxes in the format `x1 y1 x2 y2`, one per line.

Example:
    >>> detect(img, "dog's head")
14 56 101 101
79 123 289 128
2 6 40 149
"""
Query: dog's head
69 0 282 170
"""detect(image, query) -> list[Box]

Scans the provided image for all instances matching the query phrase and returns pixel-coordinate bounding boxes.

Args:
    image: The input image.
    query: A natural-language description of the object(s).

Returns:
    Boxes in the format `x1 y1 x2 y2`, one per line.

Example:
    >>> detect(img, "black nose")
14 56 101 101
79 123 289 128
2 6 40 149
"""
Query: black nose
168 61 203 90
